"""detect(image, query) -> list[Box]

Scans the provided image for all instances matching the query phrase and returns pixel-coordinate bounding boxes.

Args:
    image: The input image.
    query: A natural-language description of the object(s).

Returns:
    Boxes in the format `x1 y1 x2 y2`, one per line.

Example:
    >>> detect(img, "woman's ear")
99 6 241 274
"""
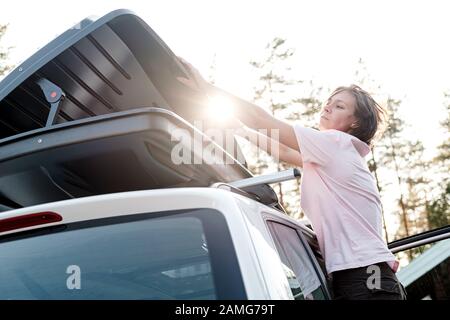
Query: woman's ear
350 122 359 129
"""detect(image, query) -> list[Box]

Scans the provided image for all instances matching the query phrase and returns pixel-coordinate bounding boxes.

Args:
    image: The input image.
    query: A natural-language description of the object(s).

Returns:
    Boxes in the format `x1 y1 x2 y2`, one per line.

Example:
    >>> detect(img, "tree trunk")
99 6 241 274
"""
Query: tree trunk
371 149 390 243
388 135 410 238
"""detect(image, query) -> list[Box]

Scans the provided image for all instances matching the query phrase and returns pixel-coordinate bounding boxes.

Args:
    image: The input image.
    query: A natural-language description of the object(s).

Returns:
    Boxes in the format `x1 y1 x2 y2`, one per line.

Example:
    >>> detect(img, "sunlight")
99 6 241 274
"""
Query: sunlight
205 95 235 122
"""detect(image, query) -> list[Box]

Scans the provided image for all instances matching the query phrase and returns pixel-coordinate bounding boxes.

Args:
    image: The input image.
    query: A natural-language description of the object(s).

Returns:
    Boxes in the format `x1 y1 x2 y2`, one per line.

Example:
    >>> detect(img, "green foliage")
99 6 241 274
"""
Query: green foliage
207 53 217 85
426 182 450 229
434 95 450 169
372 97 432 240
248 37 310 216
425 96 450 230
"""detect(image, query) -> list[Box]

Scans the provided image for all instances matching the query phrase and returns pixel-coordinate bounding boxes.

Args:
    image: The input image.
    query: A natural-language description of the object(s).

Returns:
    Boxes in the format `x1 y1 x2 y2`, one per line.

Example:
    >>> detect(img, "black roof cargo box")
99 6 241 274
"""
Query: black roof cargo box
0 9 210 136
0 107 254 208
0 9 280 210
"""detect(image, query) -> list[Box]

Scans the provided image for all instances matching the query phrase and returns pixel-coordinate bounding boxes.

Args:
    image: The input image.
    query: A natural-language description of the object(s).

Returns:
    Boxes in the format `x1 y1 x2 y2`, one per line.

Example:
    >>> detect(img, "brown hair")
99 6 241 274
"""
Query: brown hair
329 85 386 146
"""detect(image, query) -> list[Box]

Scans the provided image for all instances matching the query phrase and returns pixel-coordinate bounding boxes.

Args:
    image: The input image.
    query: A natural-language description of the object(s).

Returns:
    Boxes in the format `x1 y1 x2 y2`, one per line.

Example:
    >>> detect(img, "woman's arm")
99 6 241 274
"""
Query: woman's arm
176 57 301 152
208 84 300 152
235 126 303 168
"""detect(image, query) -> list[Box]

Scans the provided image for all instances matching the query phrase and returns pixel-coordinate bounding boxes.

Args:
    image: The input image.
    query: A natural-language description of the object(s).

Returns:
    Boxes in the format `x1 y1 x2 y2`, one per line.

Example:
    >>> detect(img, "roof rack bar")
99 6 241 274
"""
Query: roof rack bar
229 168 301 189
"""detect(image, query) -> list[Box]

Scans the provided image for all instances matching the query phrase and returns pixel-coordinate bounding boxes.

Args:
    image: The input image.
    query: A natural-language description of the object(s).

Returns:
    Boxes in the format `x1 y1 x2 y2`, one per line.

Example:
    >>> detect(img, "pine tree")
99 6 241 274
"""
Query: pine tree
286 82 324 219
287 82 324 129
368 149 390 242
352 58 391 242
208 53 217 85
374 98 433 261
402 141 431 235
426 93 450 229
249 37 303 215
375 98 412 239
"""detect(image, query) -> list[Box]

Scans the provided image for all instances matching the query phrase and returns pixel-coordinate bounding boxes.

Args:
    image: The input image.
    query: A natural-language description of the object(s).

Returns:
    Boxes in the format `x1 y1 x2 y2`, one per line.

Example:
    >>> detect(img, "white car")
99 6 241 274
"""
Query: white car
0 185 331 299
0 9 448 300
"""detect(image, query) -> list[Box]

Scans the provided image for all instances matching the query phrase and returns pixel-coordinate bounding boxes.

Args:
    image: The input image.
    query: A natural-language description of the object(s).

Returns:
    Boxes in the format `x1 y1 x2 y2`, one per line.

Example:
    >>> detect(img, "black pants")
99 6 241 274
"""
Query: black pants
331 262 407 300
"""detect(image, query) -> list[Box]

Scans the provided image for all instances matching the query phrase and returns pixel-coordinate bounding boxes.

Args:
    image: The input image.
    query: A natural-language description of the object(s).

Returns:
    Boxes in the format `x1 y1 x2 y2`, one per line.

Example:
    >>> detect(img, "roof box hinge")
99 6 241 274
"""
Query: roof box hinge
36 78 66 127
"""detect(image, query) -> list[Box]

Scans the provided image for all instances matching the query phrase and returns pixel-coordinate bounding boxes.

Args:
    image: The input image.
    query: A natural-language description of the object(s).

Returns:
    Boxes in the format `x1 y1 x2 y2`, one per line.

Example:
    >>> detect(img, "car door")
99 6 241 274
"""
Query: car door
264 216 332 300
388 225 450 300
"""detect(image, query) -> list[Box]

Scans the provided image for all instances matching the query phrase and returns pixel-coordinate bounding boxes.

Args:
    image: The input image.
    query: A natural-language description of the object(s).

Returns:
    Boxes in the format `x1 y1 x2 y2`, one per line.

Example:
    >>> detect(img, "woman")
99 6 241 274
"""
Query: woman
177 58 407 300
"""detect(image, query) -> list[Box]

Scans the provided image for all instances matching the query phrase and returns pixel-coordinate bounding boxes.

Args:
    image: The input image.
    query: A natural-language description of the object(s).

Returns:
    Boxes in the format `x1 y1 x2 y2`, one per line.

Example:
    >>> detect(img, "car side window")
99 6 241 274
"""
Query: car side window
300 229 332 288
267 221 326 300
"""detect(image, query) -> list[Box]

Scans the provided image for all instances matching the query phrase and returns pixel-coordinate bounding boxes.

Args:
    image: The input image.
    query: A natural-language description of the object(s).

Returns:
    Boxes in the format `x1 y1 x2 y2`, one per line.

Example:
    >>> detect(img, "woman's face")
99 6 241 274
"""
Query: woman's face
319 90 358 132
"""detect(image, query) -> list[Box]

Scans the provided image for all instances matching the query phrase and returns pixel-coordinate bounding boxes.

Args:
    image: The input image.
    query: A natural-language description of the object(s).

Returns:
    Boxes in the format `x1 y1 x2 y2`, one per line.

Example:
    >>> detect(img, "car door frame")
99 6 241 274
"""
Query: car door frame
388 225 450 254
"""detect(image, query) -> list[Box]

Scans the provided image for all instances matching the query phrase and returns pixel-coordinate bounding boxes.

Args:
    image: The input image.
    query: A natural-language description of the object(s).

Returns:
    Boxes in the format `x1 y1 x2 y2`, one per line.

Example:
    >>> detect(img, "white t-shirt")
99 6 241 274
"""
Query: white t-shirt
293 124 398 274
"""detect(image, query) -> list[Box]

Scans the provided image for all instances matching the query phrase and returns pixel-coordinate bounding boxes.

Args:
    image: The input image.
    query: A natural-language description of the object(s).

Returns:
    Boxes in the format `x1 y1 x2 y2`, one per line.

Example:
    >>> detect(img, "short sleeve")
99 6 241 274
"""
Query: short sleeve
293 124 339 166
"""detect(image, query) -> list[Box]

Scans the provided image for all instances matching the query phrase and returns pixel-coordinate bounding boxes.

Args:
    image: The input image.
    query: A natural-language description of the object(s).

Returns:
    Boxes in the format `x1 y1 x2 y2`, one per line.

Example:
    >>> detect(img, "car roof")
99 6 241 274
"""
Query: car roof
0 187 310 237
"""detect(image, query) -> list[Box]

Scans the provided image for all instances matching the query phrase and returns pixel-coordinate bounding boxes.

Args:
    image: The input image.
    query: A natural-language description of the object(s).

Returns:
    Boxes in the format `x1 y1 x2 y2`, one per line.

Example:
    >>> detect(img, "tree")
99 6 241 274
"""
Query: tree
375 98 413 239
373 98 434 261
286 82 324 219
368 149 390 242
352 58 390 242
425 93 450 229
287 81 324 129
248 37 304 215
207 53 217 85
426 183 450 229
402 141 432 234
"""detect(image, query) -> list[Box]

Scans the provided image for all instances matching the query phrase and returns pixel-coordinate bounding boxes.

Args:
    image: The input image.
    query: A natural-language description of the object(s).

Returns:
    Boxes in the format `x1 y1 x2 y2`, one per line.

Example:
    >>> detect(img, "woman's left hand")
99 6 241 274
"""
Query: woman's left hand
176 56 209 92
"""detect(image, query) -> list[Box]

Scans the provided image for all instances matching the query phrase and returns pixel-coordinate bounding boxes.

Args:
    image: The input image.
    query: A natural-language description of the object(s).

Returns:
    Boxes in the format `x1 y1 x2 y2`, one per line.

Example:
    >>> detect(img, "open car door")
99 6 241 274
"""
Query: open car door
0 9 282 211
388 225 450 299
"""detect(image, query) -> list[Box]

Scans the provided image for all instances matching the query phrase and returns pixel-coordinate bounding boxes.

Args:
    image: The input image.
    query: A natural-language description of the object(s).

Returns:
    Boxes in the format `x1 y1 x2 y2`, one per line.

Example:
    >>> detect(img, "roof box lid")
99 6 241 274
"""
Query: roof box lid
0 9 207 140
0 10 282 212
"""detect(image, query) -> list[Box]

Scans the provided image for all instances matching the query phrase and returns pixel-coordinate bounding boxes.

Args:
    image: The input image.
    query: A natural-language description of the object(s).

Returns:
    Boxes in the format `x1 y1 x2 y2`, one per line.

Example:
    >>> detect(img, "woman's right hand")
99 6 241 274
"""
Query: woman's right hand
176 56 210 92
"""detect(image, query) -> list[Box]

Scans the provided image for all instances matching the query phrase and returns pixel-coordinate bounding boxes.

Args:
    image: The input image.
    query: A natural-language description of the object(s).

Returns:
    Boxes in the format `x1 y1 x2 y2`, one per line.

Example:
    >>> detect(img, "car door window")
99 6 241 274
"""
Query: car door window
300 229 331 286
267 221 326 300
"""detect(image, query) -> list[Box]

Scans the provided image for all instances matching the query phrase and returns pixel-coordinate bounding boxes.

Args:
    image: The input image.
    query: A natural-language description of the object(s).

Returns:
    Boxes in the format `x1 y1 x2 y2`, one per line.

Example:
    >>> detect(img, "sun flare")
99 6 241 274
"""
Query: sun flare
205 95 235 121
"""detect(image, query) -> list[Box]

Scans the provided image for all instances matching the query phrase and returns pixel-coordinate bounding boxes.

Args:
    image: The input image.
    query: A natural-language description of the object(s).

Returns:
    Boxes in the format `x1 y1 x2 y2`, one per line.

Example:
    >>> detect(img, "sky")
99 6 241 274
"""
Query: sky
0 0 448 239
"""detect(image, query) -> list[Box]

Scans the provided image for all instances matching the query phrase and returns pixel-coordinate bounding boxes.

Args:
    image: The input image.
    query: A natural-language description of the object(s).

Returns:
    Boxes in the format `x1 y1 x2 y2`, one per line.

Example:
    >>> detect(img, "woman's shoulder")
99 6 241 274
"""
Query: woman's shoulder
327 130 371 157
322 129 346 143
